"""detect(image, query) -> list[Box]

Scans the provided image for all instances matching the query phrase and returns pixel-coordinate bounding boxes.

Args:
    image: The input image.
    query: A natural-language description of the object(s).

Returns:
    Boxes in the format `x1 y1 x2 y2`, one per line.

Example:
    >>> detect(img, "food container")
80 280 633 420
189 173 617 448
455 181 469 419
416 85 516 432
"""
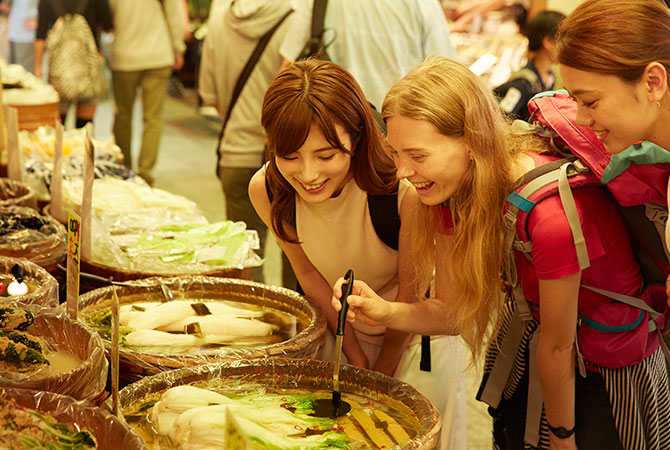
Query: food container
0 177 36 208
79 257 249 293
0 387 146 450
77 276 326 385
0 206 67 272
119 358 441 449
0 304 108 401
0 256 58 307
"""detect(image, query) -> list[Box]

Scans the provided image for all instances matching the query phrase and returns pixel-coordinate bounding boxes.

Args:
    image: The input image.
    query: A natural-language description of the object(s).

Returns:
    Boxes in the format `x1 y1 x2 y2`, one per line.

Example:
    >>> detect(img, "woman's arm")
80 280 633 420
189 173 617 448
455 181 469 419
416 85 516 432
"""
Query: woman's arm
372 186 418 376
249 169 369 368
333 230 459 336
537 272 580 450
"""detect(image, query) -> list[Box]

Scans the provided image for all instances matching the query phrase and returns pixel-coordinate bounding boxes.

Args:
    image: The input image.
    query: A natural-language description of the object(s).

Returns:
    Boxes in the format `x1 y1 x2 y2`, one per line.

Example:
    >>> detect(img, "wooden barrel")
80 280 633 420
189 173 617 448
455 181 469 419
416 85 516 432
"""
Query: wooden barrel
1 387 146 450
119 358 441 449
0 307 108 402
77 276 326 385
9 102 60 131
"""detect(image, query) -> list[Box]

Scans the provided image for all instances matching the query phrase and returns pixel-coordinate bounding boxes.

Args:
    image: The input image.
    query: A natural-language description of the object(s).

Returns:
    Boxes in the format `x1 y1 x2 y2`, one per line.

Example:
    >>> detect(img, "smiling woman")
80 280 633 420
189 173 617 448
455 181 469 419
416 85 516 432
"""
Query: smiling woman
248 59 468 449
331 56 670 450
555 0 670 154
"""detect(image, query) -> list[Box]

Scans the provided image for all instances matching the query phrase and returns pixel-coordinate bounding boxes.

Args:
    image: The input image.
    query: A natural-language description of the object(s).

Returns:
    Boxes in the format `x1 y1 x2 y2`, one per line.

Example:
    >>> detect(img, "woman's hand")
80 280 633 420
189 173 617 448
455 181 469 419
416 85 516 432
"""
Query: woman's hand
332 278 392 327
665 274 670 306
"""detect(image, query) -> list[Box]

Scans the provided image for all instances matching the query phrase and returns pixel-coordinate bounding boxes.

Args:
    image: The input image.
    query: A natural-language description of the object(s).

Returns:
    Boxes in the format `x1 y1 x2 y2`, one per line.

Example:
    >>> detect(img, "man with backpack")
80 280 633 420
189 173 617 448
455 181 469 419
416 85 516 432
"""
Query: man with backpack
198 0 292 283
279 0 456 110
107 0 185 186
34 0 113 128
493 10 565 121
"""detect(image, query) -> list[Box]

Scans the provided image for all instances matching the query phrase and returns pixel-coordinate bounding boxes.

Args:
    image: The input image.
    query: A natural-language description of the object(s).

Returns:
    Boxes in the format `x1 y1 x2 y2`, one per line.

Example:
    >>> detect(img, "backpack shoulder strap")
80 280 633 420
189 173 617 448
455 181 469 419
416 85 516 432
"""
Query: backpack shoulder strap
311 0 328 41
216 10 293 173
368 188 400 251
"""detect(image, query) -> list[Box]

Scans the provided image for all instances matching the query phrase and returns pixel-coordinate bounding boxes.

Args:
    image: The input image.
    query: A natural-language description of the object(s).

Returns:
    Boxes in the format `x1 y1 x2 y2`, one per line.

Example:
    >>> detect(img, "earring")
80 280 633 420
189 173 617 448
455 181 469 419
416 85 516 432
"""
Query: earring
656 101 662 107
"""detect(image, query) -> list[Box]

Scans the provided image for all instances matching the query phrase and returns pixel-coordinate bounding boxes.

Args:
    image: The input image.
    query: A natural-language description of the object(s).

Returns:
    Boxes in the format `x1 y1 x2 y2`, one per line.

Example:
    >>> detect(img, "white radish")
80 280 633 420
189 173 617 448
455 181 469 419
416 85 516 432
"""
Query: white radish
124 329 197 347
157 315 274 336
203 302 262 318
127 301 198 330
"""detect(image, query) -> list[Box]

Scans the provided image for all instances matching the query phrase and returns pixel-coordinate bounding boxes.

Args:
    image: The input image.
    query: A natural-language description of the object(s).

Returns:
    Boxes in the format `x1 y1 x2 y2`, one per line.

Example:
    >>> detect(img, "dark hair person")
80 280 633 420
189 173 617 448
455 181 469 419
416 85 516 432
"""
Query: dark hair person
556 0 670 155
249 59 467 447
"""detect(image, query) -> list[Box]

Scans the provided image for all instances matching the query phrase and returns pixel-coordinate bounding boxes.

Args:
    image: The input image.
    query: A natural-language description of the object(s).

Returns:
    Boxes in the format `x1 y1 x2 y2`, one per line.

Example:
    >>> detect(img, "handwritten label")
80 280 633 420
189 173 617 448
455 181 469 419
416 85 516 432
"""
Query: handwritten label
66 210 81 320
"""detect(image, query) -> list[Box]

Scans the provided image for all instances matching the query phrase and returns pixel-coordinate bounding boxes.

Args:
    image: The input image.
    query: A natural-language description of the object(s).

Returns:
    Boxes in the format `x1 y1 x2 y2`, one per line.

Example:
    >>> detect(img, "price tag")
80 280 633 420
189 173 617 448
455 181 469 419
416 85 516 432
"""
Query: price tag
66 210 82 320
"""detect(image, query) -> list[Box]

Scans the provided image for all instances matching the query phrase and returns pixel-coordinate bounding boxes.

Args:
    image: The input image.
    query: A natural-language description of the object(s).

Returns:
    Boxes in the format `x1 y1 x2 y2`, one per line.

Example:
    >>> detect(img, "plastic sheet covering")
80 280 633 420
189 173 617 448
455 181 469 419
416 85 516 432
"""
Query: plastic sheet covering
62 178 207 234
1 387 146 450
0 205 67 270
0 302 109 401
18 126 130 202
89 216 261 275
118 358 441 449
77 276 326 384
0 177 36 209
0 256 58 307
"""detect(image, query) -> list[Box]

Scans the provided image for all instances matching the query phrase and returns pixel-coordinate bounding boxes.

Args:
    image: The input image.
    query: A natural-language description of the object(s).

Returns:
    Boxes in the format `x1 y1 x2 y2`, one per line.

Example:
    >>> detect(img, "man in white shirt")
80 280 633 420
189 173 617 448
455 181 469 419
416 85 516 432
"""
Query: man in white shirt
280 0 456 109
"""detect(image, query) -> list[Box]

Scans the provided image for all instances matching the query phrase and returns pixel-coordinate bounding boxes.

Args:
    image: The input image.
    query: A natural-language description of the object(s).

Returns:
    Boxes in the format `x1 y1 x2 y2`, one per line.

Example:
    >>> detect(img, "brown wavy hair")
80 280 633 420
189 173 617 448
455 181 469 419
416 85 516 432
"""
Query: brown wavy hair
382 57 538 359
556 0 670 83
261 59 397 243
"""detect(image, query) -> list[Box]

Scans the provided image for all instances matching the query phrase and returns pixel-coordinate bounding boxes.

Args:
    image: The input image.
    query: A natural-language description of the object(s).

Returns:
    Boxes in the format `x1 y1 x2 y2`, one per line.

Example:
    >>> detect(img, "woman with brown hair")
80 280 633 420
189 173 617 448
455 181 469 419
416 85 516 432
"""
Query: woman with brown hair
248 58 466 449
333 56 670 450
555 0 670 156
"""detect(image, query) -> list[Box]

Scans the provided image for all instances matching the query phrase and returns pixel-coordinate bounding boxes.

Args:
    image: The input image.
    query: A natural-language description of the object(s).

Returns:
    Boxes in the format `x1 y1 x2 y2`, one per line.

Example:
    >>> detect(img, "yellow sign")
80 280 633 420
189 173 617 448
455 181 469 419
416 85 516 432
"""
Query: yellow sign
66 210 81 320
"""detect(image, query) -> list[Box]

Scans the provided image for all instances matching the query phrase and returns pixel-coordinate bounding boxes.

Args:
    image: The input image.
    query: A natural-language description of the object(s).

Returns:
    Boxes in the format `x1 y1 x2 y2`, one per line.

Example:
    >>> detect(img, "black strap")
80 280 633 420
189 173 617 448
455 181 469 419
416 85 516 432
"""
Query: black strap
311 0 327 41
265 174 400 250
368 190 400 250
420 335 432 372
216 9 293 175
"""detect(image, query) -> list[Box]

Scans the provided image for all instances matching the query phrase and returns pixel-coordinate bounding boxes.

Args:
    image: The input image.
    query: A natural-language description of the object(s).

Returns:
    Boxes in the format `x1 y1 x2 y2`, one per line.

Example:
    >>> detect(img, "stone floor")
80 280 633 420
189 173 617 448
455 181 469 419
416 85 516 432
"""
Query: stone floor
91 90 494 449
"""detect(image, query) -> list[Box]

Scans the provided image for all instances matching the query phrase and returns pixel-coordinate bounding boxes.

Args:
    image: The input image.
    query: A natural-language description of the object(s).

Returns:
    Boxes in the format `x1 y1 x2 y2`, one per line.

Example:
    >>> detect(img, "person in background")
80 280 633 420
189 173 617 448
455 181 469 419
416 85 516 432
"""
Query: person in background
34 0 113 128
5 0 38 72
556 0 670 158
494 10 565 121
108 0 185 186
250 59 467 450
198 0 291 283
279 0 456 112
333 56 670 450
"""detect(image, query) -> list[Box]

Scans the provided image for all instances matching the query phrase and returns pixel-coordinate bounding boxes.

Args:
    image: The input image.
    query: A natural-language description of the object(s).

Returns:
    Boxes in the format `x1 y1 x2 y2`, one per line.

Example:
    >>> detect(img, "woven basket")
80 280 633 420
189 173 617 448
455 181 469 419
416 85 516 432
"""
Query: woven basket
1 387 146 450
0 306 108 401
0 178 36 209
119 358 441 449
77 276 326 385
0 256 58 307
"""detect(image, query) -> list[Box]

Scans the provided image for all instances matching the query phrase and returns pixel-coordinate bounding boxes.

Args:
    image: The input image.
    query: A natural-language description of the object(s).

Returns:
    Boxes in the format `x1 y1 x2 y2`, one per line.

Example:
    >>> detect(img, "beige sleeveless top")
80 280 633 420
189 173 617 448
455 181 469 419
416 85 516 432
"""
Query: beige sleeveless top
297 179 409 336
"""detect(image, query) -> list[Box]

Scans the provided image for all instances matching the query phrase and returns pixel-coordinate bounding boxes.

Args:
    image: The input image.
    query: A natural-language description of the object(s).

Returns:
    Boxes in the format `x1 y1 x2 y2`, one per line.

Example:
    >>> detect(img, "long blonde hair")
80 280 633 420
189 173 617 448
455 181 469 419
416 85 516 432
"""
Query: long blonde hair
382 57 529 358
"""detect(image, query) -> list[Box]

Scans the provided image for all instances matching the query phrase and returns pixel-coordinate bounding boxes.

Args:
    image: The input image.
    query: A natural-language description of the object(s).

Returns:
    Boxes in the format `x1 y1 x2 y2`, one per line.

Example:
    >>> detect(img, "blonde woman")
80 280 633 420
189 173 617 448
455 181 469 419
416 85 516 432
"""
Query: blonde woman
334 57 670 450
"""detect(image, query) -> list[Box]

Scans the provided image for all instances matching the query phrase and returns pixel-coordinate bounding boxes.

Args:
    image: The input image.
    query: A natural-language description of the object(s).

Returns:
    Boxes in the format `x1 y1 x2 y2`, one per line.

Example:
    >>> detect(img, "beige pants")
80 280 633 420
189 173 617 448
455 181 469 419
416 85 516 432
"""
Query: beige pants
112 66 172 185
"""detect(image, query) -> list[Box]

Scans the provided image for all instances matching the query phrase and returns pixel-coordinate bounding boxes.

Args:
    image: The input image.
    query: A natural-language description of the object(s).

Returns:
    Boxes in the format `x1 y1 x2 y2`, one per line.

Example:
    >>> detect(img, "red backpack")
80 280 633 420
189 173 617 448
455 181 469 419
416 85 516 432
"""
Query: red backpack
501 90 670 370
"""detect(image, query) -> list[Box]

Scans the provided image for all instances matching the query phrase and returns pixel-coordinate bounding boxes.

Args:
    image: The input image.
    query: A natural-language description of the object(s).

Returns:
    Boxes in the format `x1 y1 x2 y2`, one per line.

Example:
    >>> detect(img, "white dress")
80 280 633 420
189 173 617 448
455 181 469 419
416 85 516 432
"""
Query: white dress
296 178 468 450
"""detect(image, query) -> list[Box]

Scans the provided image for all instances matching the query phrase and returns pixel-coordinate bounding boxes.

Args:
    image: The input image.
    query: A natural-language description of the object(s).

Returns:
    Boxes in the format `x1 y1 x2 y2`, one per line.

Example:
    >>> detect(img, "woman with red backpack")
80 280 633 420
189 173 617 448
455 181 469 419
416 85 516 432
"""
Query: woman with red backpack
333 56 670 449
556 0 670 159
